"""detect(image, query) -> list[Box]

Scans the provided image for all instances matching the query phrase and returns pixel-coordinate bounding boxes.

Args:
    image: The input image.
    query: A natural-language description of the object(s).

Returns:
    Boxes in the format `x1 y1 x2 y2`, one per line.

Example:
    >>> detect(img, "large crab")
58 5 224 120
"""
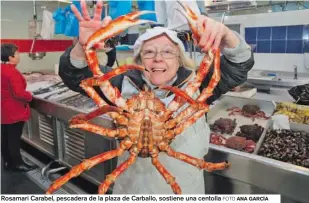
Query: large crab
46 1 230 195
210 133 256 153
227 104 270 121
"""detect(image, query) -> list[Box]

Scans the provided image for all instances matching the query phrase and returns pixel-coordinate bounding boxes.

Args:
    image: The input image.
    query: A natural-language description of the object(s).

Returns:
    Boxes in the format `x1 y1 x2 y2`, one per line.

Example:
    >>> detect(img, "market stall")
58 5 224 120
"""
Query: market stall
1 0 309 201
18 72 309 202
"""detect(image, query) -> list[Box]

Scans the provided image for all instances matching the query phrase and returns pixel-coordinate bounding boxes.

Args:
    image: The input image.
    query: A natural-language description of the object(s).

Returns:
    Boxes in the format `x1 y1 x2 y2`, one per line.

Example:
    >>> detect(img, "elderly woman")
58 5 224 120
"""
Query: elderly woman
58 0 254 194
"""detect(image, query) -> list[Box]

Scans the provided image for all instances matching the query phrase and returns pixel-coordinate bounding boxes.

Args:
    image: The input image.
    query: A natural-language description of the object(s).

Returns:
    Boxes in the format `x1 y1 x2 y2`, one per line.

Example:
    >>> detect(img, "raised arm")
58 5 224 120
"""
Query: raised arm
58 0 123 102
195 15 254 104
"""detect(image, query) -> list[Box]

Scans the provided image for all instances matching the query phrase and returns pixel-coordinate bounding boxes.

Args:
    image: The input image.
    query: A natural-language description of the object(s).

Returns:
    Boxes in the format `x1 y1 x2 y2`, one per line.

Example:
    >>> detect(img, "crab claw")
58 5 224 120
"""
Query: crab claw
85 11 156 50
176 0 199 40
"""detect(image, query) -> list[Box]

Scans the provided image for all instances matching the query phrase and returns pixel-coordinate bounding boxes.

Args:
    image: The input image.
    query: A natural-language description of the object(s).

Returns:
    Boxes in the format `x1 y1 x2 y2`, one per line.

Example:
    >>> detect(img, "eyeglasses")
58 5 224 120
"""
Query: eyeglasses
141 49 179 59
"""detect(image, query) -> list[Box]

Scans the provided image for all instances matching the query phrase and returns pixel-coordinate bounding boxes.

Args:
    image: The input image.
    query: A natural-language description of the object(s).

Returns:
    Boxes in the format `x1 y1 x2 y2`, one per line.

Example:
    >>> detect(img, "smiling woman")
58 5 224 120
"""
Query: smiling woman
57 0 254 194
139 34 181 86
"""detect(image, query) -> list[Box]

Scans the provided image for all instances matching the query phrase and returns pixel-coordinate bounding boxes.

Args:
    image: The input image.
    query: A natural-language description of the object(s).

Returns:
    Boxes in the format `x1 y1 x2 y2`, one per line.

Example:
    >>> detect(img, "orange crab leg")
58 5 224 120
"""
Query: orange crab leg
98 154 137 194
140 118 181 194
69 105 127 138
168 50 220 129
197 50 221 102
167 1 216 112
46 138 132 194
151 156 182 194
70 120 128 138
70 104 128 126
184 55 214 97
80 64 144 110
166 107 208 139
71 105 123 122
166 51 219 129
160 86 196 105
82 11 154 110
176 0 199 40
84 11 155 51
160 86 210 129
99 122 148 194
85 49 102 77
81 64 144 87
159 143 230 172
80 82 107 107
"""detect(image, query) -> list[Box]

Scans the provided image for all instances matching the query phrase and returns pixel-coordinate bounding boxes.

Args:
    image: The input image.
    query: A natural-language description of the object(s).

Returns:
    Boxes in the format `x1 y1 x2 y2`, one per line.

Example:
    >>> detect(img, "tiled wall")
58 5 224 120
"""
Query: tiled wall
245 25 309 54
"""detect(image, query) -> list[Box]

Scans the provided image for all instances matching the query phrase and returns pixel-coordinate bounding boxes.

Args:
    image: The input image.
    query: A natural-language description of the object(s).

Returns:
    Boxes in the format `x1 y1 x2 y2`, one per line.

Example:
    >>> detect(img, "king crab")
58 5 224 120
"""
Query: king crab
210 133 256 153
46 0 230 195
210 118 237 134
236 124 264 142
227 104 270 121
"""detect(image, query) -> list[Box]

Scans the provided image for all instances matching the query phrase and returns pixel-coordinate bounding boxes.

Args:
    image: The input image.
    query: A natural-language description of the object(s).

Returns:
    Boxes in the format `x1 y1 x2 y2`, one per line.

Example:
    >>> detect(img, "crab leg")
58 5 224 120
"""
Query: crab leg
80 64 144 109
82 64 144 87
69 105 128 138
70 105 123 122
70 119 128 138
165 48 220 130
160 86 197 105
98 119 148 194
166 108 208 140
46 138 132 194
151 156 182 194
167 53 214 112
160 86 209 130
167 1 218 112
197 50 221 102
83 11 154 110
159 142 230 172
149 130 181 194
98 154 137 194
80 81 107 107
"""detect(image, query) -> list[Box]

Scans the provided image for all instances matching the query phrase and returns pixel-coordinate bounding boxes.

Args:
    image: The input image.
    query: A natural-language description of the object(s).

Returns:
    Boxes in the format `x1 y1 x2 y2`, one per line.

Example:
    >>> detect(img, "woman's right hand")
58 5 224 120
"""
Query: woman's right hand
71 0 111 49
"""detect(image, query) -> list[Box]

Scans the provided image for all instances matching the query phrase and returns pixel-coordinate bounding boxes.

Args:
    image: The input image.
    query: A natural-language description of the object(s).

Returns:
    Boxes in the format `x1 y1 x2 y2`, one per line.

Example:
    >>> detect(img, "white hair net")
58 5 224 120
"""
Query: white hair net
133 27 185 57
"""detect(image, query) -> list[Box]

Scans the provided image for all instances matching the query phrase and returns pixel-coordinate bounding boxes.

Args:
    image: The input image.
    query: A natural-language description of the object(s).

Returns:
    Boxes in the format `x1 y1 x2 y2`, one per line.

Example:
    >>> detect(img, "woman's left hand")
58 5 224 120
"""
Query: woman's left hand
195 15 240 53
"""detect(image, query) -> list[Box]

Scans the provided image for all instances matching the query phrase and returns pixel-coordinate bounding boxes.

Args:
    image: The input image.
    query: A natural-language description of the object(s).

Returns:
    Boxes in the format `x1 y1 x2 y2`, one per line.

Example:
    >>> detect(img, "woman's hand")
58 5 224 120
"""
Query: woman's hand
196 15 240 53
71 0 111 47
70 0 111 60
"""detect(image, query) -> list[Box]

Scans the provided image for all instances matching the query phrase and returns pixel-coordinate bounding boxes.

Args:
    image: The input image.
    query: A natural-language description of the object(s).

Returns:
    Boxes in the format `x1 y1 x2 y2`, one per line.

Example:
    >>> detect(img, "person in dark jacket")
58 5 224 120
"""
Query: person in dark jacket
57 0 254 194
1 44 36 172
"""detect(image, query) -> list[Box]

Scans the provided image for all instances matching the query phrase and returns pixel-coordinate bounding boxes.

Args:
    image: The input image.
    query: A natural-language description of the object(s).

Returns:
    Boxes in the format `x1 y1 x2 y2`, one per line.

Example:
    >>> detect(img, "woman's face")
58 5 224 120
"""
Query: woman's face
9 51 20 65
140 35 180 86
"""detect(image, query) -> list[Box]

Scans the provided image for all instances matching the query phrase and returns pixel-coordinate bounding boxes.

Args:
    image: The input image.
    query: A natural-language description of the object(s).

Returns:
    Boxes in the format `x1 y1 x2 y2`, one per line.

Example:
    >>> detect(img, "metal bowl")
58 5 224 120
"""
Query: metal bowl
28 52 46 60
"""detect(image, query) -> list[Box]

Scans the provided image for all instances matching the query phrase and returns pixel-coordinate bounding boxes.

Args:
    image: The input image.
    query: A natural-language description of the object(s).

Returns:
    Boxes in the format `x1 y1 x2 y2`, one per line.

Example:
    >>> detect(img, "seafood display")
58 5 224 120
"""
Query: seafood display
23 72 61 84
207 98 275 154
46 1 230 195
210 123 263 153
236 124 264 142
210 118 237 134
210 133 256 153
258 129 309 169
274 102 309 125
227 104 270 121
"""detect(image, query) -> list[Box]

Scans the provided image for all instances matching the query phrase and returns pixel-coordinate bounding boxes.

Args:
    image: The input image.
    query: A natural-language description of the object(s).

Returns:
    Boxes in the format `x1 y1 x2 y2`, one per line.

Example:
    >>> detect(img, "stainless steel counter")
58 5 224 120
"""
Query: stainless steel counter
247 77 308 88
24 95 117 193
24 92 309 202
